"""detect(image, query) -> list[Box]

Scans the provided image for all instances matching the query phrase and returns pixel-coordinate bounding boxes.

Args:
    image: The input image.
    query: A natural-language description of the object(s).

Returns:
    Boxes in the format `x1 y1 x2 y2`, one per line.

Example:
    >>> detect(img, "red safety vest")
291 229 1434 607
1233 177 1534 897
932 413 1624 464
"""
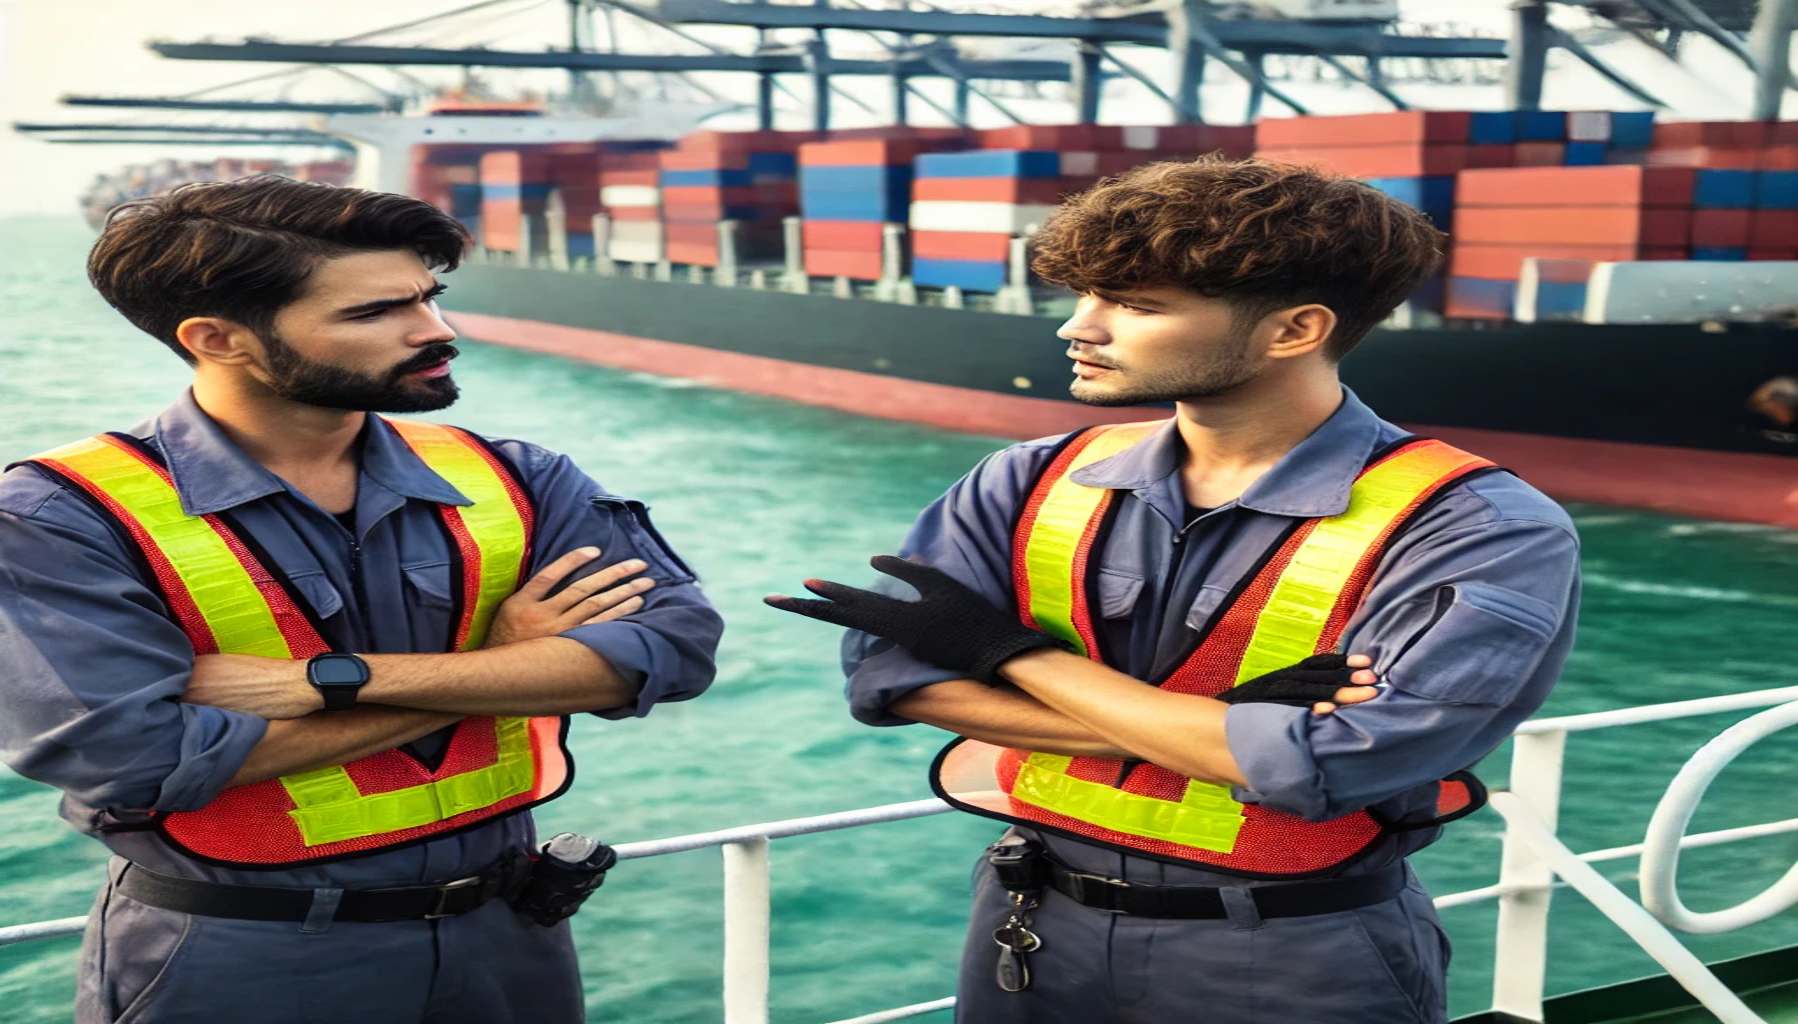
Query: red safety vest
932 422 1491 879
26 419 572 869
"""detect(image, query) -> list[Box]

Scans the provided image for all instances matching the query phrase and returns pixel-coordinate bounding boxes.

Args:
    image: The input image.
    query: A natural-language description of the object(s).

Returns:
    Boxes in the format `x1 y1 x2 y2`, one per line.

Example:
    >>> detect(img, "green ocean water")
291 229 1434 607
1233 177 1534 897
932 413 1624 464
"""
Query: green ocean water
2 214 1797 1022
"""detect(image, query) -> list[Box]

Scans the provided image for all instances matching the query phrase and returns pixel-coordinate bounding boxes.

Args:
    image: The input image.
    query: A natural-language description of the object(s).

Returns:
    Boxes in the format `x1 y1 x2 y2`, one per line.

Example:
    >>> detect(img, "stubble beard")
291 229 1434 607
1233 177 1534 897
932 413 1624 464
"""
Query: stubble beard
1069 330 1262 407
260 333 460 413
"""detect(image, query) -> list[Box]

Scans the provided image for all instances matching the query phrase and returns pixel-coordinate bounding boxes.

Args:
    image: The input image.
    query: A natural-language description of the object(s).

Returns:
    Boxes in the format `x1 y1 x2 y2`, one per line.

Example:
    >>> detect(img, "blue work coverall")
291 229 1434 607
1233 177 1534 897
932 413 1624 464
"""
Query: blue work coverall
845 389 1581 1024
0 393 723 1024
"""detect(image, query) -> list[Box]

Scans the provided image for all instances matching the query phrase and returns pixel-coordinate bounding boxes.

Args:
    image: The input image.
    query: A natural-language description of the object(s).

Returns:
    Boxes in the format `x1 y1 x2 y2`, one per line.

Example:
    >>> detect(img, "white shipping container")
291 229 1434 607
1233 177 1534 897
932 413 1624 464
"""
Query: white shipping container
607 239 665 263
609 220 665 244
909 201 1061 235
1567 112 1612 143
1583 261 1798 324
600 185 661 208
1121 126 1160 151
1060 151 1100 176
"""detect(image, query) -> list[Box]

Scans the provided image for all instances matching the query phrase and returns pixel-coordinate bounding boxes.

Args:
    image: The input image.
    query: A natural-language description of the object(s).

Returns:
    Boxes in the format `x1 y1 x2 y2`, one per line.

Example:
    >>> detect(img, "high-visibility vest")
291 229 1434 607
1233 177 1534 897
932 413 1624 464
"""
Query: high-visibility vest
24 419 572 869
931 422 1492 879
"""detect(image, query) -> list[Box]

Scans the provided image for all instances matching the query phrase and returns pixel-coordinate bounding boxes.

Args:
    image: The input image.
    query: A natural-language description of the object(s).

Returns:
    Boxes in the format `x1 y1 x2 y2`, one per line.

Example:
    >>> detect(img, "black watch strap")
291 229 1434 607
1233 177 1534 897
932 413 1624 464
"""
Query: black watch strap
307 652 370 712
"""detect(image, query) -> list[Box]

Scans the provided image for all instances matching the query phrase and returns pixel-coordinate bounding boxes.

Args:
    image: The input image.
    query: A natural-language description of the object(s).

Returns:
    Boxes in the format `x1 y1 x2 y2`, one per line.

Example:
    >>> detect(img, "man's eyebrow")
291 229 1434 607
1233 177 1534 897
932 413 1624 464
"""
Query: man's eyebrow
335 281 447 317
1096 289 1166 309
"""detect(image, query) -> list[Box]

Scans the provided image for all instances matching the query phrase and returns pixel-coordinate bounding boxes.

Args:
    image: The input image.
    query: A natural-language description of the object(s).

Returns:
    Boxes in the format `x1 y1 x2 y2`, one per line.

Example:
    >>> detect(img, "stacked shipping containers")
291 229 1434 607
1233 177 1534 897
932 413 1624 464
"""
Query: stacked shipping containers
599 152 664 263
799 138 959 280
1447 166 1695 318
909 149 1079 293
659 131 806 267
478 150 552 255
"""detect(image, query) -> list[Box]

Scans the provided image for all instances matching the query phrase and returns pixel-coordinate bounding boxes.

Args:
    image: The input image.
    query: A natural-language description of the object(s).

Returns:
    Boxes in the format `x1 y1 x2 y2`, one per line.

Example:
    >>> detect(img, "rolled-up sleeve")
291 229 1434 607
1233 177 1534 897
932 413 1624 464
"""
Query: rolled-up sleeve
842 442 1051 726
1225 495 1581 822
502 445 721 719
0 497 268 817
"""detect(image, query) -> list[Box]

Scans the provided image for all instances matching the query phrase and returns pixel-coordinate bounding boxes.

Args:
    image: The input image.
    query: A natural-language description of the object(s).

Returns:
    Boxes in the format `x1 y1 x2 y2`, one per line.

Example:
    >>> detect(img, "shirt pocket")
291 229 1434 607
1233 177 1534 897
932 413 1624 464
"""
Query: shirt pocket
284 571 343 621
1384 581 1561 706
1183 584 1234 634
402 561 456 610
589 496 698 585
1095 568 1144 619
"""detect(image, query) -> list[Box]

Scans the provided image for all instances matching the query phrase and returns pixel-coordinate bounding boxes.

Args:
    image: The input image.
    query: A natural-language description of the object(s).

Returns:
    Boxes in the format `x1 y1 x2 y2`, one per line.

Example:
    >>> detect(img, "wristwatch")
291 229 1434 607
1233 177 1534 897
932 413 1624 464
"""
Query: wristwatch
306 652 370 712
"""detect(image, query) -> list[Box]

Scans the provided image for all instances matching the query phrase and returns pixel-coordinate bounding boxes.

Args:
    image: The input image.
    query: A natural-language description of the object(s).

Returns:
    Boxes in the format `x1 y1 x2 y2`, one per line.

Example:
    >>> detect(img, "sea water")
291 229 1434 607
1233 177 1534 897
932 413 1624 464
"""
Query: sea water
3 216 1797 1022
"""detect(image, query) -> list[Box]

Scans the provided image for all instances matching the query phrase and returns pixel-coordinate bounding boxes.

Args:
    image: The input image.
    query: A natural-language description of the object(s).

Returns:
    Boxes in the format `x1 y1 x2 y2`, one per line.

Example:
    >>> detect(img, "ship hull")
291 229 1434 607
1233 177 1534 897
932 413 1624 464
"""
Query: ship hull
441 263 1798 527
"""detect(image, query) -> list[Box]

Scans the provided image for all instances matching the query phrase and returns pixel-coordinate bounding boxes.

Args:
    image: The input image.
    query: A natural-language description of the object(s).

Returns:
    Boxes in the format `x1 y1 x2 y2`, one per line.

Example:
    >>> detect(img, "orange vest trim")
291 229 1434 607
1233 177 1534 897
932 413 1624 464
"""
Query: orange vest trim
24 424 573 869
932 426 1495 879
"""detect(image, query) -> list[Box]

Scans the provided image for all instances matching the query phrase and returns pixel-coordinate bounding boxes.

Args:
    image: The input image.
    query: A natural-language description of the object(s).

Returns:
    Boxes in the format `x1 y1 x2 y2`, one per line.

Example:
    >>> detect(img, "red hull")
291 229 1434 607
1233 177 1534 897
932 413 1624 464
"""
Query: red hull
446 311 1798 529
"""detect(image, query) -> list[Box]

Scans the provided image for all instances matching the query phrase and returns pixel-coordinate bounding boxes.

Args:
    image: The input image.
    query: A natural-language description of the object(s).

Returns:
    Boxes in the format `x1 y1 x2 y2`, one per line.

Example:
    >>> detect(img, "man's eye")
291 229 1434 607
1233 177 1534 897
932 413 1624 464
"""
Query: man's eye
351 310 386 321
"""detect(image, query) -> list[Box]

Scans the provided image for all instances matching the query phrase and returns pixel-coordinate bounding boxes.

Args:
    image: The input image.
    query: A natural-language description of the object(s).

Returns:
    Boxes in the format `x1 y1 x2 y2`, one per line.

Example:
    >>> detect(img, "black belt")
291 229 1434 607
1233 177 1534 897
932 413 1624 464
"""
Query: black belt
118 852 532 924
1047 861 1406 920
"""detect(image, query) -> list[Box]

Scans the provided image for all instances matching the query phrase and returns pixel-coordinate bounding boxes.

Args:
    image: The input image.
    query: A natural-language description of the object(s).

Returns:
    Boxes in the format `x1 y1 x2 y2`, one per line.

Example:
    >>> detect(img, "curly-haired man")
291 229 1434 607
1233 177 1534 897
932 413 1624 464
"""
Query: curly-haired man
771 158 1580 1023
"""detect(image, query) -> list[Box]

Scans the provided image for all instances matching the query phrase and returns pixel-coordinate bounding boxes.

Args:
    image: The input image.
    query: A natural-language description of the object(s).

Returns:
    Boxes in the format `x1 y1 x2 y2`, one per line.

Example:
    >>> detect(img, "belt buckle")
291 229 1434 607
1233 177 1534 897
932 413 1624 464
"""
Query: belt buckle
425 875 486 920
1064 870 1131 913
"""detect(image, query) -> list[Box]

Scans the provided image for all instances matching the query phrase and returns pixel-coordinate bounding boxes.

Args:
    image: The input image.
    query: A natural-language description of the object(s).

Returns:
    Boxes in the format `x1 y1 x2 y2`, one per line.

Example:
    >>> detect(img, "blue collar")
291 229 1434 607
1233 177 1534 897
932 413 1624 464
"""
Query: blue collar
151 392 472 517
1067 388 1387 520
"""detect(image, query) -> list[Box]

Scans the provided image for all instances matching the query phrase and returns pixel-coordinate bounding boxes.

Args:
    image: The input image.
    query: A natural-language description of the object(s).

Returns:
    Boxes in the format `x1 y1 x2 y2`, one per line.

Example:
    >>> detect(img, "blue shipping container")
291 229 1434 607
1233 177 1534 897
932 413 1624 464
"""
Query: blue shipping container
659 168 752 187
1449 276 1517 317
1564 142 1607 166
747 152 799 177
481 183 553 201
913 257 1008 293
1609 112 1656 150
566 232 596 258
800 190 910 222
1695 170 1756 209
800 165 913 193
1517 111 1568 141
1468 112 1517 145
915 150 1061 179
1693 246 1748 260
449 184 483 215
1755 171 1798 210
1530 280 1588 320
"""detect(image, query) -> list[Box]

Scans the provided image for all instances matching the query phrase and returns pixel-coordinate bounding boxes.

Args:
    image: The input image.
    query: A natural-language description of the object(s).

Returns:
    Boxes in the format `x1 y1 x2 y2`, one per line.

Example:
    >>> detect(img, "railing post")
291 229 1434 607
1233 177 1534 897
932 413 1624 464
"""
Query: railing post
1493 728 1568 1022
722 837 771 1024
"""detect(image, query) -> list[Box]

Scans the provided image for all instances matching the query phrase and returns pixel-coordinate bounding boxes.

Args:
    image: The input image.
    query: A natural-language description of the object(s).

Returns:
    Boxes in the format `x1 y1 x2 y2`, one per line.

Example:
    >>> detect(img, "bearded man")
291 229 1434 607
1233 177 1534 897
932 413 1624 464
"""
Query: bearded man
769 159 1580 1023
0 175 721 1024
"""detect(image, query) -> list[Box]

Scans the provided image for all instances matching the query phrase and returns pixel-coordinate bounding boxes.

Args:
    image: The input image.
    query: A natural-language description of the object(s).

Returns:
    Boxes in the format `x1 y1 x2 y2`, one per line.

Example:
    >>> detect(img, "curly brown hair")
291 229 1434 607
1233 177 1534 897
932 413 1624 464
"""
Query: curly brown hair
90 175 468 363
1030 158 1445 359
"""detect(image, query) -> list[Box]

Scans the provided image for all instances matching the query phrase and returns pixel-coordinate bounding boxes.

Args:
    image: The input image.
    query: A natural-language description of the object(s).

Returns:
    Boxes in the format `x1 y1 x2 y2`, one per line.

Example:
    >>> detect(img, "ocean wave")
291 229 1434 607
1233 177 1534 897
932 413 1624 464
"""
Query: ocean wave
1584 573 1798 608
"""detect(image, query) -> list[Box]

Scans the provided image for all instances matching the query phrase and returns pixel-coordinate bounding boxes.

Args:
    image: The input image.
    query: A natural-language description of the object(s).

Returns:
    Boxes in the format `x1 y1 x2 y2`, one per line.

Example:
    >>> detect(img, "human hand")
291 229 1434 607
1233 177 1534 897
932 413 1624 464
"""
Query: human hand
764 555 1067 682
485 547 655 648
1215 653 1380 715
184 654 322 719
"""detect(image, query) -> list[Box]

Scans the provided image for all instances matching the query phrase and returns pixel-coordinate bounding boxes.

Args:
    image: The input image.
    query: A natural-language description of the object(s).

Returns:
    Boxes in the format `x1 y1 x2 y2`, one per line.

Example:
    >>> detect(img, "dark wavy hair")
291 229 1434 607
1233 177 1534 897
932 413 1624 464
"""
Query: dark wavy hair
1030 157 1445 359
89 175 469 363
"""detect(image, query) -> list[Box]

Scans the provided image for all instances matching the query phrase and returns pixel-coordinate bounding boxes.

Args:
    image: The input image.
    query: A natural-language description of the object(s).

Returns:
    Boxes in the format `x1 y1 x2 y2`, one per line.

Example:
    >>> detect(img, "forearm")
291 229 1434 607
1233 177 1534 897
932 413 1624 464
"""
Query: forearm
228 705 462 787
361 636 636 716
1000 648 1247 787
890 679 1140 759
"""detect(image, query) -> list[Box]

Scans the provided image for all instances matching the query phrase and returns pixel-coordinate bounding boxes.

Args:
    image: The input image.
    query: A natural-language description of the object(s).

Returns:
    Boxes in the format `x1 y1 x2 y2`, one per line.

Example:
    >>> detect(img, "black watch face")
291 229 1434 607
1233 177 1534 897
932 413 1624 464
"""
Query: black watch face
312 655 367 686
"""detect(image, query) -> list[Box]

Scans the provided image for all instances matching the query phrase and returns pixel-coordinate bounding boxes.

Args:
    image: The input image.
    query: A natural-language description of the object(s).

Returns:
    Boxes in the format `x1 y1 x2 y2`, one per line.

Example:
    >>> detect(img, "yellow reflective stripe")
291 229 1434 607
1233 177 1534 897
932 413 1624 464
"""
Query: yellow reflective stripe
383 420 528 651
1019 426 1155 654
283 717 536 846
1010 752 1246 852
1233 446 1456 685
41 438 292 658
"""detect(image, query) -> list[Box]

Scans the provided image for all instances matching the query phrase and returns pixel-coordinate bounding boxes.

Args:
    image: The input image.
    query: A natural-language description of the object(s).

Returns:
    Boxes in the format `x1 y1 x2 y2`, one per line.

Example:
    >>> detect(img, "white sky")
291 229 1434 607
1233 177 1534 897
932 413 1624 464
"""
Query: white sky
0 0 1783 218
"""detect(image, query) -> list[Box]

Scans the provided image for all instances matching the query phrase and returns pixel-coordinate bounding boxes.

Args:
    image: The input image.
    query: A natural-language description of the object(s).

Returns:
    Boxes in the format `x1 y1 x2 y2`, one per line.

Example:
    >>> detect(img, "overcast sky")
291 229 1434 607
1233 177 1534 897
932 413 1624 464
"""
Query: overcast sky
0 0 1778 218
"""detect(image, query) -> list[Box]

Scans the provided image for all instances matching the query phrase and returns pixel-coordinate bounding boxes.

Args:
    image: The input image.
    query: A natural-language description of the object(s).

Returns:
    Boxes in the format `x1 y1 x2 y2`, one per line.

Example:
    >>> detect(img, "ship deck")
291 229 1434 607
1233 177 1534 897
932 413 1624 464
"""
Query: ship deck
1453 946 1798 1023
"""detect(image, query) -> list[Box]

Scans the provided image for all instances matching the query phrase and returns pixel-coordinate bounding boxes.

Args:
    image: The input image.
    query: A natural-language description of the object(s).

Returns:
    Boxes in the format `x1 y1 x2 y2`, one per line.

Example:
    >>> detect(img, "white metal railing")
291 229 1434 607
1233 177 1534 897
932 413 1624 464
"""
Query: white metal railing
7 688 1798 1024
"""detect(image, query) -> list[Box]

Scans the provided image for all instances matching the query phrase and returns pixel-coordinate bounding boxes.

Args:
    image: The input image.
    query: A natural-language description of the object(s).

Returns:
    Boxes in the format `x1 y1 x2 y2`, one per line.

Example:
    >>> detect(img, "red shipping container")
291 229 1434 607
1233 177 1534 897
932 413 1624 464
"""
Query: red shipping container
610 206 660 222
1748 247 1798 259
678 130 815 154
1444 277 1513 320
1643 246 1691 259
1761 146 1798 171
803 221 884 251
1255 144 1469 178
666 242 720 266
662 185 755 205
801 139 956 166
598 152 665 172
1691 208 1753 247
825 125 968 143
1453 206 1690 246
1512 142 1565 167
1154 124 1257 157
547 151 601 184
1450 243 1643 280
912 177 1071 203
1751 209 1798 248
664 222 719 245
1457 167 1696 208
600 170 660 187
1465 144 1515 169
660 150 751 172
479 151 552 185
805 249 885 280
1256 111 1471 149
1653 121 1769 148
913 231 1013 262
1646 147 1762 169
976 124 1120 152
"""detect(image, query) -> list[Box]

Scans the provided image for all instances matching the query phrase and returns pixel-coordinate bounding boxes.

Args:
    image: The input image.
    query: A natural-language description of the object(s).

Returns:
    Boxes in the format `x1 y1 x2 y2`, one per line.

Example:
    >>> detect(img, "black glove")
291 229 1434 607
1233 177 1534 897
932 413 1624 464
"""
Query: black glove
764 555 1068 682
1214 653 1373 708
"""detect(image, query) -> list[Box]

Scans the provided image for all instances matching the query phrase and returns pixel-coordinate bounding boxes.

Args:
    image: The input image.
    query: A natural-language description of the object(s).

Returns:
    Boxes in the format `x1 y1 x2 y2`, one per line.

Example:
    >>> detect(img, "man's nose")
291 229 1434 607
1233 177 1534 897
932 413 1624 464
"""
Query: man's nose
1056 311 1108 346
413 306 457 345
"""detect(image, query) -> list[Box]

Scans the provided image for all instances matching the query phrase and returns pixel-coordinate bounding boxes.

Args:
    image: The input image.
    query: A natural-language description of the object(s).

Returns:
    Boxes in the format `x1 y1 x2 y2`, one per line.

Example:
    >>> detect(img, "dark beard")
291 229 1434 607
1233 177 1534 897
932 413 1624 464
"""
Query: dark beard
1070 330 1260 407
262 335 460 413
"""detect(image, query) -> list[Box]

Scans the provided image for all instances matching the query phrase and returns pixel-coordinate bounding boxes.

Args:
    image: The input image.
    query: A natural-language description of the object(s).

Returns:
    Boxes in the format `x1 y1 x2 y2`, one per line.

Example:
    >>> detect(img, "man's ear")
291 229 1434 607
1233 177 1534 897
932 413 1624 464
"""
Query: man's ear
1263 304 1336 360
175 317 262 366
